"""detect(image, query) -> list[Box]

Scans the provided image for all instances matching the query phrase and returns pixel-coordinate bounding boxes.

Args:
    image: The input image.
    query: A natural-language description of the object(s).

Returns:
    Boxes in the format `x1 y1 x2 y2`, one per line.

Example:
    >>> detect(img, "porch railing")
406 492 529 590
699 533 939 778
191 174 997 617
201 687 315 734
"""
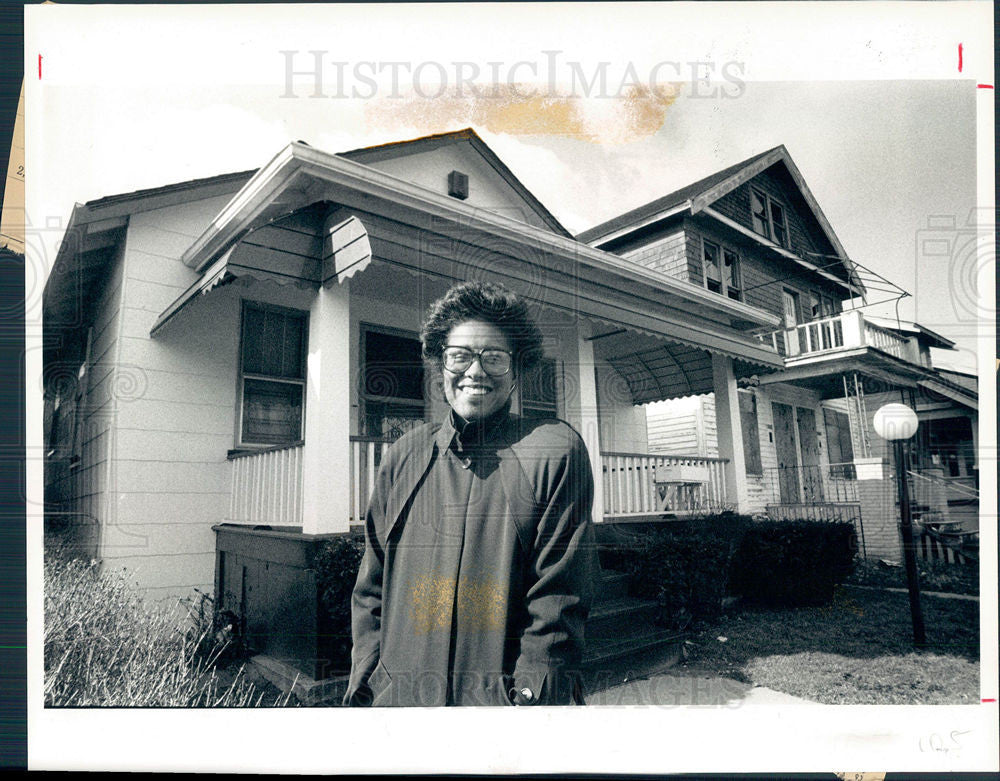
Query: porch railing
759 311 915 363
229 443 304 525
229 443 734 525
228 437 392 526
350 435 392 524
601 452 728 518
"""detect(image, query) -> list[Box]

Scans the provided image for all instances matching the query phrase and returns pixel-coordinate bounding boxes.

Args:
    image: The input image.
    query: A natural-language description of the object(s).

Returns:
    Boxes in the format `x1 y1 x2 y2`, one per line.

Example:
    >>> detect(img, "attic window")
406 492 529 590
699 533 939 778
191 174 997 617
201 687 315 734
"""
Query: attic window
750 187 789 248
448 170 469 200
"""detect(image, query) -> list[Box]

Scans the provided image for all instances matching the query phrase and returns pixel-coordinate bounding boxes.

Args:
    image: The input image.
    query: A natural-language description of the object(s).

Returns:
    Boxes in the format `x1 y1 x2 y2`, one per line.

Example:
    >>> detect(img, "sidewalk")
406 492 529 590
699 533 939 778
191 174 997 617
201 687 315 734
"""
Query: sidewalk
587 670 817 706
583 643 818 707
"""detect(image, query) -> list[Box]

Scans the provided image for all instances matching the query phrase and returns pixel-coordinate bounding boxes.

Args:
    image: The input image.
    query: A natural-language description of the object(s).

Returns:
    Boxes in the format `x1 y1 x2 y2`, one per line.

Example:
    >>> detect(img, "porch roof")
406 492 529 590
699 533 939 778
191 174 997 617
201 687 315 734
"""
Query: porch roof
151 141 785 369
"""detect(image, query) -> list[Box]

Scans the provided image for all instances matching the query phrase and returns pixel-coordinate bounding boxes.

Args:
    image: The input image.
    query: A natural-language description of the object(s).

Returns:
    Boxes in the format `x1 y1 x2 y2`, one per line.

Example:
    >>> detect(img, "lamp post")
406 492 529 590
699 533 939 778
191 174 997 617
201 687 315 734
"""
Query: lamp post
873 402 926 647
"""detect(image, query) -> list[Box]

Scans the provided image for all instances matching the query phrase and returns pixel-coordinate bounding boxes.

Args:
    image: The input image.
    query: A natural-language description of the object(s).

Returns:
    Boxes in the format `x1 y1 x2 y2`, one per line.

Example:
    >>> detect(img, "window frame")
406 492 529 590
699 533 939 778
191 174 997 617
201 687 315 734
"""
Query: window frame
519 355 561 420
700 236 743 302
236 300 309 449
359 322 427 439
750 186 790 249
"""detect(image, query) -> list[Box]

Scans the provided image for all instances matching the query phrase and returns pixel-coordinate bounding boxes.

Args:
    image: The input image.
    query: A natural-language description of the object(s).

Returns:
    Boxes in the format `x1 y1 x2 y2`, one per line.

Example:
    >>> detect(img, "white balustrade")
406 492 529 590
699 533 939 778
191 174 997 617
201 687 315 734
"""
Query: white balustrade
229 443 304 525
601 452 729 518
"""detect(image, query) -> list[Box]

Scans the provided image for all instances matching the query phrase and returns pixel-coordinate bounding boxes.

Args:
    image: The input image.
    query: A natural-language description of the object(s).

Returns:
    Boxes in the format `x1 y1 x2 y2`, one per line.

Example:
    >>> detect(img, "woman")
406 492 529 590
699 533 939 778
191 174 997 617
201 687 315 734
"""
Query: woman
344 280 599 706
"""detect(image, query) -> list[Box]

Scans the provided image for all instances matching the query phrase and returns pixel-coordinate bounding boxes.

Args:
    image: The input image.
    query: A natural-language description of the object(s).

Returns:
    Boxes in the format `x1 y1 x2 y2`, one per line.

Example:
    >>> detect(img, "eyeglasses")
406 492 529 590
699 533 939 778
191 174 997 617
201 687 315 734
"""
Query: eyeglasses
442 346 513 377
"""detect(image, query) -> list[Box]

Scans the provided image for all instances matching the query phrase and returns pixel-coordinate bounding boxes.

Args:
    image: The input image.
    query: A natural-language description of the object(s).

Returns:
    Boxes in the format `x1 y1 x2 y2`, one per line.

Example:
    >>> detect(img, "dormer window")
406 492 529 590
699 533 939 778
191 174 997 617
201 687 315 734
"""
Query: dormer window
750 187 789 248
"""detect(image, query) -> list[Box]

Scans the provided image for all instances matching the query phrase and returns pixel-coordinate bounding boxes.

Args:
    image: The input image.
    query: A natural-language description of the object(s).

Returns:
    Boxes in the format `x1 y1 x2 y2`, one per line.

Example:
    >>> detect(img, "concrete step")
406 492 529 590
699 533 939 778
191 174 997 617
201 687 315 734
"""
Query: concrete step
582 623 684 671
594 570 630 602
586 596 661 639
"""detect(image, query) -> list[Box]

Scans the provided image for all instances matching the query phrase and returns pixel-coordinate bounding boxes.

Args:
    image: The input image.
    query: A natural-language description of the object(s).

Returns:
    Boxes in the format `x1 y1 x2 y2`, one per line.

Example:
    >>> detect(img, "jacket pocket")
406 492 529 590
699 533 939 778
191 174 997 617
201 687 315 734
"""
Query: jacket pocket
368 659 393 705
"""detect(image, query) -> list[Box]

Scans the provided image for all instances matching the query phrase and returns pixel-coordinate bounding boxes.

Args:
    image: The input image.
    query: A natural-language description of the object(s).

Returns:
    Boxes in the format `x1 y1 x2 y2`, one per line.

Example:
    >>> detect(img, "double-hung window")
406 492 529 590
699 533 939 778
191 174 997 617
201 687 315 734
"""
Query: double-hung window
238 302 308 447
702 239 743 301
750 187 789 248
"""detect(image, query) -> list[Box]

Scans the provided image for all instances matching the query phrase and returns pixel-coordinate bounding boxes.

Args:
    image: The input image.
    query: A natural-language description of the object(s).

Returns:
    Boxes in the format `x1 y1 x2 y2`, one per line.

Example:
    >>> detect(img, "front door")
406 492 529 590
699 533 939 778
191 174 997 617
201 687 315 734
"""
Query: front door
772 402 800 503
796 407 825 502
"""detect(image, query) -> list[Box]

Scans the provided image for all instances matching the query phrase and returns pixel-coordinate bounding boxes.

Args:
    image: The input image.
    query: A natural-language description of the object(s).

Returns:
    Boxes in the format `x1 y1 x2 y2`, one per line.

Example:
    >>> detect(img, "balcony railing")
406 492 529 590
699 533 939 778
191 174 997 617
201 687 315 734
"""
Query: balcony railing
602 452 729 518
760 310 915 362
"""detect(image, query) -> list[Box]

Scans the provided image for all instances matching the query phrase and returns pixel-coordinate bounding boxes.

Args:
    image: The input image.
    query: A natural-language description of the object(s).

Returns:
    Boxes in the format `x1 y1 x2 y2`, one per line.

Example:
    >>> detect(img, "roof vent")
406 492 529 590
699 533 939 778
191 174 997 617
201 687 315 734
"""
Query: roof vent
448 170 469 200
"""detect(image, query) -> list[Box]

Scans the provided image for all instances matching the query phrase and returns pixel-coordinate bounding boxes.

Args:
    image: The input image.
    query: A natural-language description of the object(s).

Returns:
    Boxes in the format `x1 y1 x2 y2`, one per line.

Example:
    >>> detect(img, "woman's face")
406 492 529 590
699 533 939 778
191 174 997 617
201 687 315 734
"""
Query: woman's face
441 319 515 422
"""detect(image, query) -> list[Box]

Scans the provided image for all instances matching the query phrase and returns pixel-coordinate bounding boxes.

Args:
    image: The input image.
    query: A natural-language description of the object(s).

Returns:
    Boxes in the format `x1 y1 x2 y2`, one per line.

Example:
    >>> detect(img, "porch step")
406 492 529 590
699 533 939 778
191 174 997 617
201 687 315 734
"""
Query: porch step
594 570 631 602
583 568 684 682
582 624 685 672
586 596 661 639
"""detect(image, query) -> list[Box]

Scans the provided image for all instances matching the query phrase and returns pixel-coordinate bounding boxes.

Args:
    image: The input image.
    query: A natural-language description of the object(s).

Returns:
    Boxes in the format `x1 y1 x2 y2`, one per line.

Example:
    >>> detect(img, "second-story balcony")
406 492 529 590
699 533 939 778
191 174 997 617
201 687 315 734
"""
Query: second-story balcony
759 310 919 364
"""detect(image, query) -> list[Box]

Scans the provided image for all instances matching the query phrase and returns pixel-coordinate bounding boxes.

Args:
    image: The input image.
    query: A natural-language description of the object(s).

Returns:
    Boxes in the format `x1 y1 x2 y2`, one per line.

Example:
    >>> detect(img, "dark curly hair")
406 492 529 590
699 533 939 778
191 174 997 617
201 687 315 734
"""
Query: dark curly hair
420 280 544 374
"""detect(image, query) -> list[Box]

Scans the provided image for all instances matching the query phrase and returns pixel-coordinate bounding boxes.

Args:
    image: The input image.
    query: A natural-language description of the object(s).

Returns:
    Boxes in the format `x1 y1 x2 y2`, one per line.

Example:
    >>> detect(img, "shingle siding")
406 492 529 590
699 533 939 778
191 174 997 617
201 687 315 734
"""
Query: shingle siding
618 227 690 282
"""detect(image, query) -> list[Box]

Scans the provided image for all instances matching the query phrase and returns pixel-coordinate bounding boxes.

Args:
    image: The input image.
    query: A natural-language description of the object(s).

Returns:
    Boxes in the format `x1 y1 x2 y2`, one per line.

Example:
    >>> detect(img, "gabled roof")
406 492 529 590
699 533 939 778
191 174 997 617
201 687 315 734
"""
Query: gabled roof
338 128 572 238
577 145 863 296
576 147 778 243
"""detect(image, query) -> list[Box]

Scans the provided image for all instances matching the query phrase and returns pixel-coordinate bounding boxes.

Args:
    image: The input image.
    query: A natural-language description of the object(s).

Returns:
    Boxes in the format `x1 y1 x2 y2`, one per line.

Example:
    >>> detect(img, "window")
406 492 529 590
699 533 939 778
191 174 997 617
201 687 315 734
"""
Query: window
520 357 559 419
723 248 742 301
750 187 790 248
361 327 425 439
738 390 763 475
823 408 855 478
702 240 722 294
239 303 307 446
702 239 742 301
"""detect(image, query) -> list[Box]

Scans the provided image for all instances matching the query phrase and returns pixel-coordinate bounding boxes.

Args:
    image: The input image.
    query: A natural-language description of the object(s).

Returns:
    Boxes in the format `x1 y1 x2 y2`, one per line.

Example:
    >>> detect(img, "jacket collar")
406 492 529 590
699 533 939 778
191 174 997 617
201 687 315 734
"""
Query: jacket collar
435 401 513 454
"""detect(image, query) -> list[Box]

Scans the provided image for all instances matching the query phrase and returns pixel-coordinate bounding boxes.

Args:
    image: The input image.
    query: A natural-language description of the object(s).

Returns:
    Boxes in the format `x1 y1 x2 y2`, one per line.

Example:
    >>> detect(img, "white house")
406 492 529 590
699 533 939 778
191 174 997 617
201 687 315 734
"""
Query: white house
43 129 784 602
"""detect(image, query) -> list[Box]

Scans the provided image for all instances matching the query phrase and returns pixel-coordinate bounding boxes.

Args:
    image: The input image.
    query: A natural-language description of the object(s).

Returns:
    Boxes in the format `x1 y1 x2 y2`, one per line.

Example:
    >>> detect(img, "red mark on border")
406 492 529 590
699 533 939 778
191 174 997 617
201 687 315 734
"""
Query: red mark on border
958 43 963 72
978 84 994 89
38 54 42 80
983 698 997 703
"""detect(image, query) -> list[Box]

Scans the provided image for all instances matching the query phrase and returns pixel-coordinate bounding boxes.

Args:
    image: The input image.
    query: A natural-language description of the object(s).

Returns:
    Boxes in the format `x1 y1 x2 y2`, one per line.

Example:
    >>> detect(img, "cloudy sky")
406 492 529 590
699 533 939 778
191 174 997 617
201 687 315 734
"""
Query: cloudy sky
28 3 991 376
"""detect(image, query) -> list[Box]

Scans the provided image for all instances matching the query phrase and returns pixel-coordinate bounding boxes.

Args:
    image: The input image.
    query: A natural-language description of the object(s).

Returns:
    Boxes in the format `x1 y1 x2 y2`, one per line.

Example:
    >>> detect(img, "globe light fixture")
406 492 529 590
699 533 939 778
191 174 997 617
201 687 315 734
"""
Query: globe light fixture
874 401 925 647
873 402 919 441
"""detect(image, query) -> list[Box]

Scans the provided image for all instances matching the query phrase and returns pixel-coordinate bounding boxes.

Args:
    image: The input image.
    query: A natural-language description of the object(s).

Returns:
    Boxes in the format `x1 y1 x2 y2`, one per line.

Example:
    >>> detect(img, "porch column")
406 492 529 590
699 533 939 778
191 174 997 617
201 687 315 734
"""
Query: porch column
711 354 749 513
574 327 605 524
302 279 352 535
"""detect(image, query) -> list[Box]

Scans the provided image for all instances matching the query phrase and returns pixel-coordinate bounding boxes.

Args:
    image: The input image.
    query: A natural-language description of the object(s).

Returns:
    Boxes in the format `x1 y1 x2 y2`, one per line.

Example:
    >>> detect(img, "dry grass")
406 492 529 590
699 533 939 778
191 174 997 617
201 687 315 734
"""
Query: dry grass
680 585 979 704
44 548 296 707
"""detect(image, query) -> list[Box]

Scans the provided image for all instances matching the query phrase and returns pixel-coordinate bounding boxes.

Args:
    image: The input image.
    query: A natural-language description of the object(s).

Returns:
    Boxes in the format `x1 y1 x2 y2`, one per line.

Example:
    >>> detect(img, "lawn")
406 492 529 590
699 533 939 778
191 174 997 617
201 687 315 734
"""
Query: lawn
44 546 295 707
679 585 979 704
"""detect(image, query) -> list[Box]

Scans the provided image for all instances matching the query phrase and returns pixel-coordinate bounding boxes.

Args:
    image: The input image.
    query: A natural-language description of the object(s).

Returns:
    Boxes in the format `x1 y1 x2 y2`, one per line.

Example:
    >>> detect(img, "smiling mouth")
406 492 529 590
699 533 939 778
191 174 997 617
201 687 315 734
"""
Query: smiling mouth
459 385 493 396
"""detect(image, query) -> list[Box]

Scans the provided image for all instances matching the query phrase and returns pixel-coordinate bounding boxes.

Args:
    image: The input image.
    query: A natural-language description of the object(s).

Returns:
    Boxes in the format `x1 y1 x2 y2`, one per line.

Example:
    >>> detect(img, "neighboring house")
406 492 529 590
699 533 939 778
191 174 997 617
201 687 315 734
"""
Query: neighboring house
579 146 979 561
42 129 788 603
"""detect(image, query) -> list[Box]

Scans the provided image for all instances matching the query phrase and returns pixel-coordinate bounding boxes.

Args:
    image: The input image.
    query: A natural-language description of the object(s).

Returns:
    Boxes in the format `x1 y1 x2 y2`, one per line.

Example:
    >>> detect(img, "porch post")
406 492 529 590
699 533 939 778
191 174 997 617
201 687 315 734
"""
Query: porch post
712 354 749 513
302 279 352 535
575 327 605 524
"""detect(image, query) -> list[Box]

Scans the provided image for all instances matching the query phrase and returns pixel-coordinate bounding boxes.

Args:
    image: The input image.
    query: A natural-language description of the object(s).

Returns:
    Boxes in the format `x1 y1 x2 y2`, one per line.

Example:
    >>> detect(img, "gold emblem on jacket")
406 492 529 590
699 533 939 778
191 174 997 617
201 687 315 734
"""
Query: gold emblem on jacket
410 574 506 634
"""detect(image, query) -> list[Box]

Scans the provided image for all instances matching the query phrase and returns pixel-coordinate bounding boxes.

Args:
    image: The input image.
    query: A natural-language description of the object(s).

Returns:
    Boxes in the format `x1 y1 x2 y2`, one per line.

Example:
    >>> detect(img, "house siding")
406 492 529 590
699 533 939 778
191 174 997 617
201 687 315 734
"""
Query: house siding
616 227 690 282
45 237 129 557
105 192 268 595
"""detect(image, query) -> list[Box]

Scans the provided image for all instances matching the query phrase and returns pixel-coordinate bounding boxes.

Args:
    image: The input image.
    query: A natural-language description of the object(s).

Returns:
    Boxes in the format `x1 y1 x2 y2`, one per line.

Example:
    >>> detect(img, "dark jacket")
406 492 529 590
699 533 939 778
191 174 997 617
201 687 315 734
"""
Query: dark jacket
344 412 598 706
